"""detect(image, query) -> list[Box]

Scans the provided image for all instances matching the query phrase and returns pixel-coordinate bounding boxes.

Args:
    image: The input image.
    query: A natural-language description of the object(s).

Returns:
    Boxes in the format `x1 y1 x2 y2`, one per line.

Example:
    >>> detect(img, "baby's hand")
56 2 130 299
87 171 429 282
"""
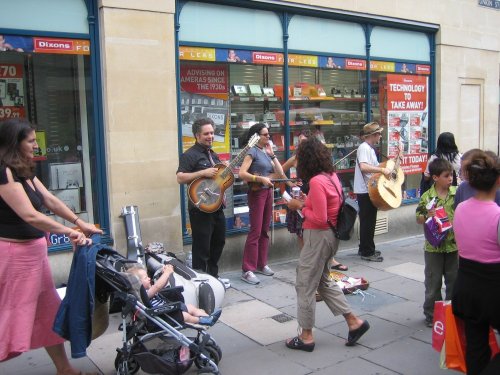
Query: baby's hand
162 264 174 275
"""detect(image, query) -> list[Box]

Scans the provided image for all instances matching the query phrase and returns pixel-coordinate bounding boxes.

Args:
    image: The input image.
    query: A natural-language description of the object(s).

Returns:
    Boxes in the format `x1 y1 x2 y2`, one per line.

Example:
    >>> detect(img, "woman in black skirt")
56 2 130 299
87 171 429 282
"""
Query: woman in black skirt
452 150 500 375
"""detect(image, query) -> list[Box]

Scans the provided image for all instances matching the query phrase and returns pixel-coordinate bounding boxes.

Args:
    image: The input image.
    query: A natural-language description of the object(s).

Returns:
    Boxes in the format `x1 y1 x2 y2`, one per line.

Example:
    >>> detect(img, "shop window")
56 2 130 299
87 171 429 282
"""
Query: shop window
0 0 88 34
179 48 286 235
229 63 286 230
286 57 367 196
177 3 437 240
288 15 365 56
370 61 431 201
371 27 429 62
0 34 99 248
179 1 282 49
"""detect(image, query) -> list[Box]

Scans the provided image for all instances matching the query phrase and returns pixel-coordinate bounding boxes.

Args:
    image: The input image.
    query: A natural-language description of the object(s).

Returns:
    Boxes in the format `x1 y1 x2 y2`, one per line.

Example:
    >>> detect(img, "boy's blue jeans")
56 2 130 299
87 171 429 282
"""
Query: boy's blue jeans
423 251 458 320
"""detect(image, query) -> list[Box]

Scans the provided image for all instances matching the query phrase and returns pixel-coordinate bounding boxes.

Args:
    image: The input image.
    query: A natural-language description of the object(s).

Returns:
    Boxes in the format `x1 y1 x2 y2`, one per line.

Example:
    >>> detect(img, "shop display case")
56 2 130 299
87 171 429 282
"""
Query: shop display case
179 47 433 239
285 67 368 194
228 64 287 227
0 49 96 240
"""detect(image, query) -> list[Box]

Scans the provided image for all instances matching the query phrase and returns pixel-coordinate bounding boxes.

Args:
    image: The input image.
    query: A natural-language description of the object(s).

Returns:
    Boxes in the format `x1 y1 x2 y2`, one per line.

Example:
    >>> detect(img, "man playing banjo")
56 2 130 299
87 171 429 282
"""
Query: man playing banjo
176 118 229 287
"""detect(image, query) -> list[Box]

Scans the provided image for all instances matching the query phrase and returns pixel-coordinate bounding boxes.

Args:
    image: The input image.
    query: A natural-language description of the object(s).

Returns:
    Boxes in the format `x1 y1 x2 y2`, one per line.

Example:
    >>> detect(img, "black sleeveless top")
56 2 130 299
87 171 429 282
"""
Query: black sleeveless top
0 166 45 239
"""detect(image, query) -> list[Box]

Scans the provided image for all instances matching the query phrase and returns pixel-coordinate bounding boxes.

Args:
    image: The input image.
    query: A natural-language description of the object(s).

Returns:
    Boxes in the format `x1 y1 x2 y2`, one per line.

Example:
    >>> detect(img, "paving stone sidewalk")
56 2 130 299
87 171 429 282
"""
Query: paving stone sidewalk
1 235 462 375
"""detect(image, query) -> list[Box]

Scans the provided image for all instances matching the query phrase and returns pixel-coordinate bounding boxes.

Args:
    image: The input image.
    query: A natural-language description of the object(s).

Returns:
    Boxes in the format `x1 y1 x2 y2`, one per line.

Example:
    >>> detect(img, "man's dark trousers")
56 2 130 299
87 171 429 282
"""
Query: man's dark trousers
357 193 377 256
188 207 225 277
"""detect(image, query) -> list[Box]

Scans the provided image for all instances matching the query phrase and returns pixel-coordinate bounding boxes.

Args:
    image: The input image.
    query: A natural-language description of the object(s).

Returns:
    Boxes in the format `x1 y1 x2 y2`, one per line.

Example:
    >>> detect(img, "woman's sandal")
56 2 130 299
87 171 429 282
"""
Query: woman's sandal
345 320 370 346
330 263 348 271
285 336 315 352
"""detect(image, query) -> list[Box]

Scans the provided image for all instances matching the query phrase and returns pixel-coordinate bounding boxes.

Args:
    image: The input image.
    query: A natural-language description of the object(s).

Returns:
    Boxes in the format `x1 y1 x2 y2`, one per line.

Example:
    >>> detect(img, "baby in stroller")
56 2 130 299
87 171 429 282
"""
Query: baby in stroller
95 247 222 375
126 264 222 326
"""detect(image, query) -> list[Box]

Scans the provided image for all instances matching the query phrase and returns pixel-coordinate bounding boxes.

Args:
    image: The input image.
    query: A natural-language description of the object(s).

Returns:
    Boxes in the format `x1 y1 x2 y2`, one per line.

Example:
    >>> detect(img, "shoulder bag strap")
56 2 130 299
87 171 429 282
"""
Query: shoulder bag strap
322 173 344 230
322 173 344 204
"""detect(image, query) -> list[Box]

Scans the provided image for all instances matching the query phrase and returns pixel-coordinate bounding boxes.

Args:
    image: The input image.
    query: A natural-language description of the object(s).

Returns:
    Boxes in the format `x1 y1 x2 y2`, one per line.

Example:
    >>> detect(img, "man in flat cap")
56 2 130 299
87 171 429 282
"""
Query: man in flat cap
353 122 391 262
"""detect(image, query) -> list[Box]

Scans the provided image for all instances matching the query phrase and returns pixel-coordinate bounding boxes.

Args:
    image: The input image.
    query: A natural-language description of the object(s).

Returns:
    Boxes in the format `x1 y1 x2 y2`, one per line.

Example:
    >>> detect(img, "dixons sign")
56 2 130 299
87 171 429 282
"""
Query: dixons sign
36 40 72 50
34 38 90 55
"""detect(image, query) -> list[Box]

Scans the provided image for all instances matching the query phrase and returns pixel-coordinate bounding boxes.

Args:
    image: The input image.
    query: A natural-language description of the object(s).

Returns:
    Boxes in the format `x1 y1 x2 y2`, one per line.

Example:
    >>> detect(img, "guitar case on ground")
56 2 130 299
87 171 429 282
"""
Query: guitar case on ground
328 271 370 295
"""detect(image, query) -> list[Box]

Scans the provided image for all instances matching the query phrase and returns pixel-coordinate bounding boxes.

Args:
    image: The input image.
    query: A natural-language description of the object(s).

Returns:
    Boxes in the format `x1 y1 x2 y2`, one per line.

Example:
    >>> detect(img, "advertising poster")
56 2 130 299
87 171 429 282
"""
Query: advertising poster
0 35 33 52
34 131 47 161
0 63 25 121
370 61 396 72
215 49 251 63
179 63 230 158
386 74 429 176
181 46 430 75
318 56 345 69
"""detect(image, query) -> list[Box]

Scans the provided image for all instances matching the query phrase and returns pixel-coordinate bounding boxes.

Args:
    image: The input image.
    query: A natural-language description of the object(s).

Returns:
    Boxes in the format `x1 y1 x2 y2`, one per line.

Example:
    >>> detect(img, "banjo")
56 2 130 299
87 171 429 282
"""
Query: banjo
187 133 260 213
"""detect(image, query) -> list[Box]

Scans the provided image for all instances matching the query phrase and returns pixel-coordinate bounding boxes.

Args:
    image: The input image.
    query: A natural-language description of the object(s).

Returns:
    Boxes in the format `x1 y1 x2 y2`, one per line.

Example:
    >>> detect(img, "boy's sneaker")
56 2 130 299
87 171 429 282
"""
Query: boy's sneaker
218 277 231 290
360 253 384 262
255 265 274 276
425 316 433 328
241 271 260 284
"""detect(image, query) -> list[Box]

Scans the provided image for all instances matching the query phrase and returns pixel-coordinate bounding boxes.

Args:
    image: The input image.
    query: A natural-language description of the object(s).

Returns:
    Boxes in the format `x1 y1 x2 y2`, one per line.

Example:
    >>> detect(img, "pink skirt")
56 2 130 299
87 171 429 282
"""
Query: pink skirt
0 238 65 362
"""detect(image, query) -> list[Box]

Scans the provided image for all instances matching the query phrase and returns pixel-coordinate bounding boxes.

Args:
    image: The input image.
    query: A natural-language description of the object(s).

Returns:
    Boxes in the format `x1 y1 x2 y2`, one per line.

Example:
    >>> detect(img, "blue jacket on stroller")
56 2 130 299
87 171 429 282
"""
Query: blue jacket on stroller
53 235 108 358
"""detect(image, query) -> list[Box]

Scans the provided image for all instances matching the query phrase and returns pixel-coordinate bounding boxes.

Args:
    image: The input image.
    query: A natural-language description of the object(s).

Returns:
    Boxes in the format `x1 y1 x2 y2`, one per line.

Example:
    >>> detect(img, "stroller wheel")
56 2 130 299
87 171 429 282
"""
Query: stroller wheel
114 352 140 375
198 368 219 375
194 345 220 369
207 340 222 362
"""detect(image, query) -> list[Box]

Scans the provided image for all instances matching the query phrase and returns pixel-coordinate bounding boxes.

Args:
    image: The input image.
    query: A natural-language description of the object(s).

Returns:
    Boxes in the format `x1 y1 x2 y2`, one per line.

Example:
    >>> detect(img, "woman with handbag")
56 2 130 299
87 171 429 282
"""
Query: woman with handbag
281 129 348 272
285 137 369 352
452 150 500 375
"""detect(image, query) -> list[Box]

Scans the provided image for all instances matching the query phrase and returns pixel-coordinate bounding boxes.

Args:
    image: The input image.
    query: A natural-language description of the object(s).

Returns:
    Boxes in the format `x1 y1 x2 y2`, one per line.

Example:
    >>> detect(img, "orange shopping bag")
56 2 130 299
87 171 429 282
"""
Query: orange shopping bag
444 306 467 373
442 306 500 373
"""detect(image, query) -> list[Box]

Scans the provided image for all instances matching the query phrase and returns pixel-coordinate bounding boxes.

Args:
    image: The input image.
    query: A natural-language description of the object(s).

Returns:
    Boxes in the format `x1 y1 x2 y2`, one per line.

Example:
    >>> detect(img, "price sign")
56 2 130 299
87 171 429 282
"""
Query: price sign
0 64 23 78
0 107 24 120
0 63 25 120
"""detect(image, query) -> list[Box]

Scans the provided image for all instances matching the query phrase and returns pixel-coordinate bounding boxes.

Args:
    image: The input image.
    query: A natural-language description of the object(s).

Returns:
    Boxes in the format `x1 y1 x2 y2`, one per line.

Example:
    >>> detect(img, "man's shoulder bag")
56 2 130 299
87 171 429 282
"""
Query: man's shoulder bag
324 174 359 241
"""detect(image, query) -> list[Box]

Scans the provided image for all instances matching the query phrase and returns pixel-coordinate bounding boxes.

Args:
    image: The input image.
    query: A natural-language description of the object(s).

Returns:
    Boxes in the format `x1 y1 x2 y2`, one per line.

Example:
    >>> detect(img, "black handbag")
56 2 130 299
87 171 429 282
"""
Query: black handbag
324 174 358 241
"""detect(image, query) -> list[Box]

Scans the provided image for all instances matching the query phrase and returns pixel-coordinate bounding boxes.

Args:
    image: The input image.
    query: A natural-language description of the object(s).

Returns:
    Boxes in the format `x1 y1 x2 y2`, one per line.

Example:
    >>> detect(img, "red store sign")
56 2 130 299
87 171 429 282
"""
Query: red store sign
252 52 283 65
345 59 366 70
33 37 90 55
180 64 228 94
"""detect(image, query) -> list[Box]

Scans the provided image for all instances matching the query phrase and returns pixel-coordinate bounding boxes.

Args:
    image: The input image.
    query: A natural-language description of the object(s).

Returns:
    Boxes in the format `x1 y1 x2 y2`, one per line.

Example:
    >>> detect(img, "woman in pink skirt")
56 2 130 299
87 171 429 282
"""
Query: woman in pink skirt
0 119 102 374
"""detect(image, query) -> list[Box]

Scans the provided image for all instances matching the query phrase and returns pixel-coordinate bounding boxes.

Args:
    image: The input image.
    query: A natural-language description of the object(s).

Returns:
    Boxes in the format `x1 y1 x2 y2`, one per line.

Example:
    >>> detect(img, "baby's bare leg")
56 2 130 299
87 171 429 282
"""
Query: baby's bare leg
182 312 200 324
186 303 208 317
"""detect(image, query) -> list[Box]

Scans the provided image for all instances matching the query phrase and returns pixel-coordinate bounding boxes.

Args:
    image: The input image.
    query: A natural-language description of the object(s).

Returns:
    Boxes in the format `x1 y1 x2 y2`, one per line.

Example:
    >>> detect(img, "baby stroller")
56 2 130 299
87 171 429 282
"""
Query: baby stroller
95 247 222 375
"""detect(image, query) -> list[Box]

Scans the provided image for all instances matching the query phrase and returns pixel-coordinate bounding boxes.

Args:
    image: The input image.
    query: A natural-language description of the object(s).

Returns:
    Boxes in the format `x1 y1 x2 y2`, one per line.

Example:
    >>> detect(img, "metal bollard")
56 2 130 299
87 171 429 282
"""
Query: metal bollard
120 205 144 263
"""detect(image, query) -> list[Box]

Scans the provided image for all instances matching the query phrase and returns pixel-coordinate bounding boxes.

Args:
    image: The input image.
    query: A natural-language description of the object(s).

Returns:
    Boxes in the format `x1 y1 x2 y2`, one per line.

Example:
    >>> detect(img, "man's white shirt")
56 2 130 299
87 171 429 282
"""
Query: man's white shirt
354 142 378 194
